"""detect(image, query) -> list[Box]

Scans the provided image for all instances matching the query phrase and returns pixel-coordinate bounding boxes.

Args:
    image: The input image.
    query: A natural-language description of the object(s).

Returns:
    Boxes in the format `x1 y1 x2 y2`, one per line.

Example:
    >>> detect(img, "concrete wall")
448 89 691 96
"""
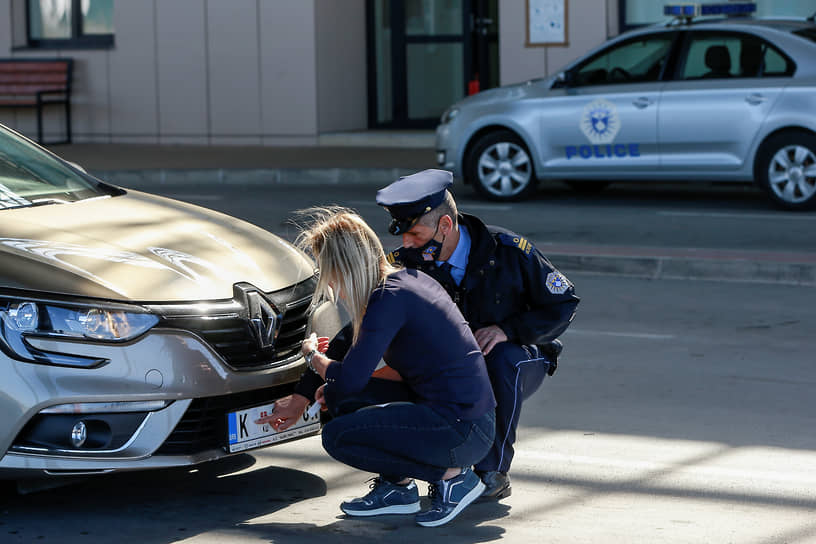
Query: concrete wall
0 0 328 144
315 0 367 134
498 0 615 86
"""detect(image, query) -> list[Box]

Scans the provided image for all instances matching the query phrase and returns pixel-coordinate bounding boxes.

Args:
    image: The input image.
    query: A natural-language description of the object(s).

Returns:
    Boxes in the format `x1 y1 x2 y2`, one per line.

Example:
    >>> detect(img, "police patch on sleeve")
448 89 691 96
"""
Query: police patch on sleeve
546 271 570 294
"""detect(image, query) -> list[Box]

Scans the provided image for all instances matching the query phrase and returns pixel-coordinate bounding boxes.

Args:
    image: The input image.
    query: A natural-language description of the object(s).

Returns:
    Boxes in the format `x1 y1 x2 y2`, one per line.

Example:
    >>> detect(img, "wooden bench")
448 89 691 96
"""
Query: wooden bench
0 58 73 144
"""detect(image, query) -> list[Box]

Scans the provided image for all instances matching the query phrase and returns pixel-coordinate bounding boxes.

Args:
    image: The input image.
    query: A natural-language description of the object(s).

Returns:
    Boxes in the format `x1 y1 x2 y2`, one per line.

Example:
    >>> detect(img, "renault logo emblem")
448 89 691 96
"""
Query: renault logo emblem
246 291 281 349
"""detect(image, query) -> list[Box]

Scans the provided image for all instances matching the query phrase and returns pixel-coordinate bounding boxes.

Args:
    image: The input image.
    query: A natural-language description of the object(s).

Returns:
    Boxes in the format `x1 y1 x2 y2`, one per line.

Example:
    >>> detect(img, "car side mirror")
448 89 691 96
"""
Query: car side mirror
553 71 573 89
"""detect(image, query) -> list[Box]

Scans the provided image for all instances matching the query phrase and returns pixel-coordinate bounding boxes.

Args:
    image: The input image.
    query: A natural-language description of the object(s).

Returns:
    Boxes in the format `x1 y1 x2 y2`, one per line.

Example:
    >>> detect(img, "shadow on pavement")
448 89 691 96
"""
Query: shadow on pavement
0 455 326 543
236 502 510 543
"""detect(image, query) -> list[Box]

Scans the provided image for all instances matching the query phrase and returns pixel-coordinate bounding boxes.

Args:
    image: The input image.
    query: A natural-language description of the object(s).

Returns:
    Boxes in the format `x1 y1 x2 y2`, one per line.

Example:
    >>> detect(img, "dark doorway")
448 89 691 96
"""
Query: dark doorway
367 0 499 128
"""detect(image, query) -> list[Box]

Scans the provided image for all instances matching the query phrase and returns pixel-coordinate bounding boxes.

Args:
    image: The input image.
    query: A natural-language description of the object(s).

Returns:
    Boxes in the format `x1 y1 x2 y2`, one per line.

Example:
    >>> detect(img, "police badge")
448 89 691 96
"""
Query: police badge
546 271 570 294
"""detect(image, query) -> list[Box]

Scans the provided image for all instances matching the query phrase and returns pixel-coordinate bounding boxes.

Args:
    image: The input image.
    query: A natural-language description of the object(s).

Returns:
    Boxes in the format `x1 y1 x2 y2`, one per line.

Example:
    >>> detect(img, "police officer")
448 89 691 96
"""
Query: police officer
375 169 579 501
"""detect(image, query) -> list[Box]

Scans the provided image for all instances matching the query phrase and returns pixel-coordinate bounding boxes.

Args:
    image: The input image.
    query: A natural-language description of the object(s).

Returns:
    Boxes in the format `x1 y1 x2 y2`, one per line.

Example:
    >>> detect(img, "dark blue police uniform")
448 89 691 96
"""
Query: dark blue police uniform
376 169 579 483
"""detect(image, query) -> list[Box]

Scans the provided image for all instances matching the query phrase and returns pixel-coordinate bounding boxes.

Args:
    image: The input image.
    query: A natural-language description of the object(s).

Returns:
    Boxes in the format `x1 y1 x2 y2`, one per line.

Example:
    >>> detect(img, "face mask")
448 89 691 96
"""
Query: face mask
405 221 445 262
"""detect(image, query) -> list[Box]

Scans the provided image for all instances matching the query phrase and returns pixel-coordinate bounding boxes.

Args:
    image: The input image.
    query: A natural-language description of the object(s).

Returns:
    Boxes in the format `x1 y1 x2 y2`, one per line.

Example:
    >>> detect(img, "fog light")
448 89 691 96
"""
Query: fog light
71 421 87 448
436 151 446 165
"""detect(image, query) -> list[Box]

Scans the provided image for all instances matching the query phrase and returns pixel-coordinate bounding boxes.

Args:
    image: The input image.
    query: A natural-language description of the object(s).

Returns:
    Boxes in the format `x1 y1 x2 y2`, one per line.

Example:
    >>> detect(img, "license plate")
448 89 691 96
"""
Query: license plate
226 400 321 453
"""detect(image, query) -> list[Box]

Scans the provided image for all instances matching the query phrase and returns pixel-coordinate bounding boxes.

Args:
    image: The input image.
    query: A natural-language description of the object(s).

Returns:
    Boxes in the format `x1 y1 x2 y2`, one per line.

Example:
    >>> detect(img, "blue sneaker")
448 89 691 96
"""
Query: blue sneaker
340 477 421 517
415 468 486 527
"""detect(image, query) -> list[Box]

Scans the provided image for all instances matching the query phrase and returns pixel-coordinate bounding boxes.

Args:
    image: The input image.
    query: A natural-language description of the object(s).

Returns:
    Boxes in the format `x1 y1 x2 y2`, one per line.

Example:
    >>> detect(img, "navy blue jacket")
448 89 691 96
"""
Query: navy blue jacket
387 213 579 348
324 268 495 422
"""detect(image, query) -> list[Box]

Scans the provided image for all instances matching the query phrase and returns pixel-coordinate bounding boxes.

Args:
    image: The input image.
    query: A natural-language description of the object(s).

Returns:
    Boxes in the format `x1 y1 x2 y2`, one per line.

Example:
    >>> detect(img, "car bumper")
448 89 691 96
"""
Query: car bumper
435 123 461 176
0 328 311 478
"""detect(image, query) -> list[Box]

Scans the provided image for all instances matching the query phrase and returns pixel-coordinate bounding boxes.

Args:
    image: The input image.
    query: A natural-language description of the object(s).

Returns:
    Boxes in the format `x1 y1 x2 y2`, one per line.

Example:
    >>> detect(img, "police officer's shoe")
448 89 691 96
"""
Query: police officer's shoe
415 467 485 527
340 477 420 517
475 470 512 502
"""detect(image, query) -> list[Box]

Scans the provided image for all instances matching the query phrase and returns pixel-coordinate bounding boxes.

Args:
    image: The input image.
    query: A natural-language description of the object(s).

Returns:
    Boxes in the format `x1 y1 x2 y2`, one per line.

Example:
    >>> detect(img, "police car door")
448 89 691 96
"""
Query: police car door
659 30 785 175
542 31 676 177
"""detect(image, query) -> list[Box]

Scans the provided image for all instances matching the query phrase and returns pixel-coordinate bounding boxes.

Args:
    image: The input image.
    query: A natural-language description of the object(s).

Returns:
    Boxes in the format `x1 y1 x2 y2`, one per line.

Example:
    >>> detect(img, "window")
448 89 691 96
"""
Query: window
679 32 795 80
571 34 675 86
27 0 114 48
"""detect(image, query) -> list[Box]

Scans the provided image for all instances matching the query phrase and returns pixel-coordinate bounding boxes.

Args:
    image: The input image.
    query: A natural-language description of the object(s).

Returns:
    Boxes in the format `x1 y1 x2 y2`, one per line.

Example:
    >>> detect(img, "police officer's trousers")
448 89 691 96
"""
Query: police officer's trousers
474 342 550 475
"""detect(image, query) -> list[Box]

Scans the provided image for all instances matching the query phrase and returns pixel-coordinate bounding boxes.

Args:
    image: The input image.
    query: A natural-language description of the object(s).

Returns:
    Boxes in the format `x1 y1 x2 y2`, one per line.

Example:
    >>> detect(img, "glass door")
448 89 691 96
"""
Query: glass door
470 0 499 94
368 0 498 128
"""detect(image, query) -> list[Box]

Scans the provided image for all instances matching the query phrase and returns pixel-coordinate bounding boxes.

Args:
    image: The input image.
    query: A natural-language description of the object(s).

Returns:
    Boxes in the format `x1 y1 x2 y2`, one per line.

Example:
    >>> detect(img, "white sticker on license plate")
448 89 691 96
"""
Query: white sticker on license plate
226 400 321 453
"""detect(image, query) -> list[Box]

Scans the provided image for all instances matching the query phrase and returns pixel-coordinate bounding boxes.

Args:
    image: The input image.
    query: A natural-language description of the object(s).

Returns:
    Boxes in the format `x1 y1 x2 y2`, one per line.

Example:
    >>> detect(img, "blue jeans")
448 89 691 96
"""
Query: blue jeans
474 342 550 475
321 379 495 483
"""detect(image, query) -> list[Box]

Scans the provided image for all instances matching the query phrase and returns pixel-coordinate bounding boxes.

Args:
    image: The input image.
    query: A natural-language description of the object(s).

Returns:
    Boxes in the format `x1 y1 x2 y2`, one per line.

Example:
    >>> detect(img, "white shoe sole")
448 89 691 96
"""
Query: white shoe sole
341 501 421 517
415 479 486 527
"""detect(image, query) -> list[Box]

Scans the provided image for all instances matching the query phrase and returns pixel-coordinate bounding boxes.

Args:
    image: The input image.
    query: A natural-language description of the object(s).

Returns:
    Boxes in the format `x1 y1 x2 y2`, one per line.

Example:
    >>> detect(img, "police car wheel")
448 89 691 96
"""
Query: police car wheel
466 130 537 201
756 131 816 211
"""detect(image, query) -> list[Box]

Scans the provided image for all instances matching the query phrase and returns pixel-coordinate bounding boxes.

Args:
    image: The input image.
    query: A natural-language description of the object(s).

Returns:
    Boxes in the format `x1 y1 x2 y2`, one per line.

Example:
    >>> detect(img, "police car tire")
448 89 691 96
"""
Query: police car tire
755 131 816 211
466 130 537 201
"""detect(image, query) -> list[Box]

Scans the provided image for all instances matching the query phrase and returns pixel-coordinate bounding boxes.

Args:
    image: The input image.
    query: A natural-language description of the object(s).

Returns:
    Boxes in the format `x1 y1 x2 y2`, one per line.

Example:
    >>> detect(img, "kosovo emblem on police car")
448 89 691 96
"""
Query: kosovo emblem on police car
546 271 570 294
581 99 620 144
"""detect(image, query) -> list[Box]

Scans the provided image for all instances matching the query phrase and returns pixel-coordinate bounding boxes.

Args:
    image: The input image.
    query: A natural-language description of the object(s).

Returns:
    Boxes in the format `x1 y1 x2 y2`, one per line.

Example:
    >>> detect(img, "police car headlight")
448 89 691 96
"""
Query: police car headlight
441 107 459 124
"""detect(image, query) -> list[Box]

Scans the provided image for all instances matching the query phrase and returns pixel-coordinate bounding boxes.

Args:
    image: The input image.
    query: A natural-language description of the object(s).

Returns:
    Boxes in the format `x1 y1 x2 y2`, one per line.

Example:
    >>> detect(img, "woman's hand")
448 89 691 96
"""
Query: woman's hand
314 384 327 412
255 393 309 431
302 333 330 357
303 332 332 379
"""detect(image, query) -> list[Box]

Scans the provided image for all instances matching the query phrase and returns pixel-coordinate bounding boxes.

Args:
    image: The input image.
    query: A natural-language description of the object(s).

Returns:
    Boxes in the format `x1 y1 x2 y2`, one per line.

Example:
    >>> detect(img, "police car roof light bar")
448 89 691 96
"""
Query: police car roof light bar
664 2 756 23
664 4 700 19
700 2 757 16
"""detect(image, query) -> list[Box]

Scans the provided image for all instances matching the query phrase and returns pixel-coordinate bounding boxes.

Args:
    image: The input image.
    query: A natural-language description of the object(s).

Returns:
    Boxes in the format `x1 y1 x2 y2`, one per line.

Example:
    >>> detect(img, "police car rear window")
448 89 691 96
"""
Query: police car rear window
793 28 816 44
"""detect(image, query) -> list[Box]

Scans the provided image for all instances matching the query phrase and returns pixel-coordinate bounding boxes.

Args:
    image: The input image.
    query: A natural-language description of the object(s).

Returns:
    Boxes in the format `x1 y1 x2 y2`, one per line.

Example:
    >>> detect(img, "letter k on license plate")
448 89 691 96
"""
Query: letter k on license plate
226 400 321 453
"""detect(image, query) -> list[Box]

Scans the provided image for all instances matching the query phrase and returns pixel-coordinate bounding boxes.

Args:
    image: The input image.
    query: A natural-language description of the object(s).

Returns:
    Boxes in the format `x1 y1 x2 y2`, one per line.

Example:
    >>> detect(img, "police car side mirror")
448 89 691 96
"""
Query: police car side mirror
552 71 572 89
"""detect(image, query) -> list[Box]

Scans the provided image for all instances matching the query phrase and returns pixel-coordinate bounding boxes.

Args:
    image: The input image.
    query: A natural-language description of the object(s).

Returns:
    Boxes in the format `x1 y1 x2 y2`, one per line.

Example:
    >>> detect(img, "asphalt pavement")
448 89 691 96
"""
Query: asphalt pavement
46 132 816 286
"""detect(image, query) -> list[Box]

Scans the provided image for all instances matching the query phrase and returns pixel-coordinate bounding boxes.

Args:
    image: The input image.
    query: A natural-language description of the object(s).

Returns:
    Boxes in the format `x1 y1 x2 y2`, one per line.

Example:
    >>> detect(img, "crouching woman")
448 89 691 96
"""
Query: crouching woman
298 208 495 528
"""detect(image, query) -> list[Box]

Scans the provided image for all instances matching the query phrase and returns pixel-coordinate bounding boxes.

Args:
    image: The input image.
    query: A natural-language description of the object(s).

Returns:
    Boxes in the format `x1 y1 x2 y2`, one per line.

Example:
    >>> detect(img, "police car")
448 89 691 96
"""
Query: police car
435 2 816 210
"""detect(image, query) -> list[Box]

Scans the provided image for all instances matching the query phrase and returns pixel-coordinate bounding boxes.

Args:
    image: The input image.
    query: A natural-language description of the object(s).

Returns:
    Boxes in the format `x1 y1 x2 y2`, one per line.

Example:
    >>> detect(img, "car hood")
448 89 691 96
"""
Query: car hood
453 77 554 109
0 190 315 301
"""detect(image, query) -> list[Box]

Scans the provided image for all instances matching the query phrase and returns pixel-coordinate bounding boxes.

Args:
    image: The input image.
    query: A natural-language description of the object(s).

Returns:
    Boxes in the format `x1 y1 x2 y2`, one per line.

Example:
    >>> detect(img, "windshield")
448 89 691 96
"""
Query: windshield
0 125 117 210
793 28 816 44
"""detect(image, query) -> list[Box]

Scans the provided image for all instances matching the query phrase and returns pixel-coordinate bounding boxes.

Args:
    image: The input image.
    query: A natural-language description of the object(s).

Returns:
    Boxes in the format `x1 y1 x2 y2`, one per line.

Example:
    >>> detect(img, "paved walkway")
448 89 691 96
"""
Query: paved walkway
45 134 816 286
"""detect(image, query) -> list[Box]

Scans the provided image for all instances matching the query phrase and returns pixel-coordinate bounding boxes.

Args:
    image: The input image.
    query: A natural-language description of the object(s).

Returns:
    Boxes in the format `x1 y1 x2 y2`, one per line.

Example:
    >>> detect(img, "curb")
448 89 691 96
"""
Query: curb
545 244 816 286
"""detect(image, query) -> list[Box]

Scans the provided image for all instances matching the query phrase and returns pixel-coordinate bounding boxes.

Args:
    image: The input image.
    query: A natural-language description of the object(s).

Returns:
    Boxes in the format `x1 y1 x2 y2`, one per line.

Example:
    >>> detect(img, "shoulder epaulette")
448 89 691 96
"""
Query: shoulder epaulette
497 233 534 257
386 248 401 265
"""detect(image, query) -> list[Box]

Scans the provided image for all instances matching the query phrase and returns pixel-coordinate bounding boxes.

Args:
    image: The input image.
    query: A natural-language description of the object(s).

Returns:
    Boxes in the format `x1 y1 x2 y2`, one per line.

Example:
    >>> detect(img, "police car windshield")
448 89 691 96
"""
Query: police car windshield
793 28 816 44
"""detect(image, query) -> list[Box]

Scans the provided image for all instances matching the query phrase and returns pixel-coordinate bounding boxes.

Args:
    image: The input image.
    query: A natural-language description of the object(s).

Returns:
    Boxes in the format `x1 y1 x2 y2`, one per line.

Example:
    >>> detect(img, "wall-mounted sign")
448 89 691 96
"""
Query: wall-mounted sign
526 0 568 46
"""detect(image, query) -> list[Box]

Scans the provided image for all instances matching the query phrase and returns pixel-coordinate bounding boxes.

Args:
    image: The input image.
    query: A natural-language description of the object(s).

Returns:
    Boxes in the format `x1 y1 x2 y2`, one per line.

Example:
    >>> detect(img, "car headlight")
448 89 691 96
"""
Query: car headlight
4 301 158 341
0 299 159 368
440 107 459 124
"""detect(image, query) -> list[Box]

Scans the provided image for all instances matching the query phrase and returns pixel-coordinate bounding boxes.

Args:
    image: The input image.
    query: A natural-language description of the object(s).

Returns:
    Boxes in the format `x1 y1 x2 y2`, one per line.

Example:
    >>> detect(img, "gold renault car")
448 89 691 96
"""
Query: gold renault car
0 123 340 484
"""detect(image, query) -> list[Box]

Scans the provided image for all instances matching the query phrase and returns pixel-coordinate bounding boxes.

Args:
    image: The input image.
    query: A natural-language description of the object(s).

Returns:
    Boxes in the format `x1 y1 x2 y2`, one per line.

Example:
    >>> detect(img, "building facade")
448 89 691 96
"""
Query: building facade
0 0 811 145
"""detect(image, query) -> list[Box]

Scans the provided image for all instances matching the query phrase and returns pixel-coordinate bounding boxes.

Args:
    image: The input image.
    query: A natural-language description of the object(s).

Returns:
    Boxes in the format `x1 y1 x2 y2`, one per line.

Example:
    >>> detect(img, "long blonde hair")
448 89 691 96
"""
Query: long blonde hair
296 207 398 342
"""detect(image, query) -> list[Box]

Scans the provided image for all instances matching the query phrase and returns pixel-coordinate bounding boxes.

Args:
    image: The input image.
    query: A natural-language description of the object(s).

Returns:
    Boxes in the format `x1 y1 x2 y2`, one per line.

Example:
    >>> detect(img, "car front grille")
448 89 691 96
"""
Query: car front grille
151 276 316 371
155 384 296 455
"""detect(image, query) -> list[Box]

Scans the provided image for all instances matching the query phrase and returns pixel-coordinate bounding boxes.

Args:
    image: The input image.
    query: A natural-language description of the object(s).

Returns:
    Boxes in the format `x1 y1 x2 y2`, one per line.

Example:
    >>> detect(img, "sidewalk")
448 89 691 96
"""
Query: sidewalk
46 133 816 286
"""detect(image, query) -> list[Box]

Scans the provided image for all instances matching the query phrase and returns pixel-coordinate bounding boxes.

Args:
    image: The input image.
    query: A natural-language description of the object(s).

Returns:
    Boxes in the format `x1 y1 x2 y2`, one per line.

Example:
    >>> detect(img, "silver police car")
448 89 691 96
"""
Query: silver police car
0 122 343 485
435 6 816 210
